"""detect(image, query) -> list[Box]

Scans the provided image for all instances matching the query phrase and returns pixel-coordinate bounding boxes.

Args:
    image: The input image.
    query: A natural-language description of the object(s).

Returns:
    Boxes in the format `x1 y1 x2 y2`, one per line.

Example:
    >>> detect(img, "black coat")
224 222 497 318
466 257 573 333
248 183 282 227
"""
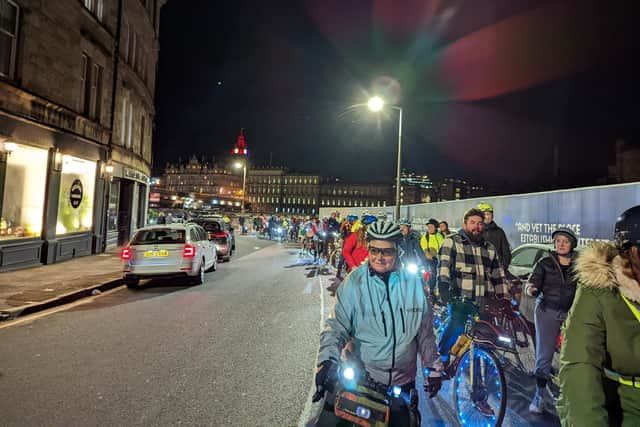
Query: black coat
528 252 578 312
483 221 512 268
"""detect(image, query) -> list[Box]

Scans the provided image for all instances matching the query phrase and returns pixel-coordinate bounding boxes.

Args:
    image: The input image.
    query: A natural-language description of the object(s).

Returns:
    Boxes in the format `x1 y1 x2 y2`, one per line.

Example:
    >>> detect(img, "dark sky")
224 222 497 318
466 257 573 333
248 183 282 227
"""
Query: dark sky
154 0 637 192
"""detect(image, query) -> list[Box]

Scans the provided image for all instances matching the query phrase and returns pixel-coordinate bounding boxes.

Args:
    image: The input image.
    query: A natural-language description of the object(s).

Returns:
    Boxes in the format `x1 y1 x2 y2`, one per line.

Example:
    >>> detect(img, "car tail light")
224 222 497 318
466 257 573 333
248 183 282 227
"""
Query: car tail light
214 232 226 238
183 244 196 258
121 247 132 261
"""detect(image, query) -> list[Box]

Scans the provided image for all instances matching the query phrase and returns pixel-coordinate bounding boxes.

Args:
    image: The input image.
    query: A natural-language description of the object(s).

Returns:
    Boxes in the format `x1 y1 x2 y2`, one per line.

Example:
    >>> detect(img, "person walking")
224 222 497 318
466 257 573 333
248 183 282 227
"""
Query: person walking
526 228 579 414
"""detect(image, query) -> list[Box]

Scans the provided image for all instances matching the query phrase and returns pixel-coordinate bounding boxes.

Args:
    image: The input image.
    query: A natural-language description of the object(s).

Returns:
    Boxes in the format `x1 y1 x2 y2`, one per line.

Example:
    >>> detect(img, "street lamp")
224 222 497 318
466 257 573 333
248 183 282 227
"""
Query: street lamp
367 96 403 220
234 161 247 214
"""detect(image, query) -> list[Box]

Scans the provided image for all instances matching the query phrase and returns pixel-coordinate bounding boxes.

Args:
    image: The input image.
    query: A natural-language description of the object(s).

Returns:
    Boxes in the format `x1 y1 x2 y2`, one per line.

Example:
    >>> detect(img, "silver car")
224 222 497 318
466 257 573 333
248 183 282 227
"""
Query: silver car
121 223 217 288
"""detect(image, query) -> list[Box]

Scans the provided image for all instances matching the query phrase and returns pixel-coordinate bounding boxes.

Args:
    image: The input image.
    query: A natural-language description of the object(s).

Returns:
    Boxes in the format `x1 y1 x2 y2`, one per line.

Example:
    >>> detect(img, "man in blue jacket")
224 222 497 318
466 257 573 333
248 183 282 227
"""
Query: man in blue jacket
314 220 443 425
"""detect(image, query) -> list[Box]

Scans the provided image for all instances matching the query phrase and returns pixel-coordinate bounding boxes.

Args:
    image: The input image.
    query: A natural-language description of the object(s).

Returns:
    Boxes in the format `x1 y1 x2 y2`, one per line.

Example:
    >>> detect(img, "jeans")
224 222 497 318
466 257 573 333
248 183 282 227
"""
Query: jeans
533 300 566 381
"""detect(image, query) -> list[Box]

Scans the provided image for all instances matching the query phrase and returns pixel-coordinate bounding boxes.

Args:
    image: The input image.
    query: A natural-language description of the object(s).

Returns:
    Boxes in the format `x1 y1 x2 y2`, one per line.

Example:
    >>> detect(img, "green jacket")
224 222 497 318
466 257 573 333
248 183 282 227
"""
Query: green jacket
557 243 640 426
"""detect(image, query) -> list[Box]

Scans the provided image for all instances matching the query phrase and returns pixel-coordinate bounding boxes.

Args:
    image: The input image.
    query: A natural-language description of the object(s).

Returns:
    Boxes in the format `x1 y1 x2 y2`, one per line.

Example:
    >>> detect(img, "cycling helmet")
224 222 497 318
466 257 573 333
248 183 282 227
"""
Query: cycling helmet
615 205 640 249
477 202 494 212
362 214 378 225
552 227 578 250
347 214 358 223
426 218 439 228
366 220 402 243
398 218 411 226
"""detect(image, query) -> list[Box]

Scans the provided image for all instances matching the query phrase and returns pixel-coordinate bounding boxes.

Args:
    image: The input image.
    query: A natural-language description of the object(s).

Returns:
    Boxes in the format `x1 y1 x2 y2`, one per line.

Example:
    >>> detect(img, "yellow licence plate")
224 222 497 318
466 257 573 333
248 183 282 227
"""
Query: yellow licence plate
143 250 169 258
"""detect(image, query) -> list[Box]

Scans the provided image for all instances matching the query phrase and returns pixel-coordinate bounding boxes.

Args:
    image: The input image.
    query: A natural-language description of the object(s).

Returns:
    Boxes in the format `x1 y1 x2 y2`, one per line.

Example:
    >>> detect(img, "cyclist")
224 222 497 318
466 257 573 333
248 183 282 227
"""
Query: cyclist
342 214 377 272
557 206 640 426
439 221 452 236
314 221 443 424
398 218 435 292
477 202 512 269
436 208 510 415
525 227 579 414
420 218 445 260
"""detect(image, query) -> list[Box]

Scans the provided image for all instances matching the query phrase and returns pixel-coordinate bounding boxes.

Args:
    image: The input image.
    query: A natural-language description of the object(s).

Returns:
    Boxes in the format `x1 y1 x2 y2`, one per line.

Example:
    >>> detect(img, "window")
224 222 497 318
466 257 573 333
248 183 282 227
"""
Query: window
89 63 103 119
0 144 47 240
80 55 103 120
127 101 133 149
140 113 145 155
511 248 545 268
0 0 18 78
56 155 96 235
82 0 103 21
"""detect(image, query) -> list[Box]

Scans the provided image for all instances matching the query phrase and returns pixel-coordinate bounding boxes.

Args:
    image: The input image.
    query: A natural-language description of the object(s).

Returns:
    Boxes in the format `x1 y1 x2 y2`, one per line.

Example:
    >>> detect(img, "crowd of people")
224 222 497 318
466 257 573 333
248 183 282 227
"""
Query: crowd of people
309 203 640 426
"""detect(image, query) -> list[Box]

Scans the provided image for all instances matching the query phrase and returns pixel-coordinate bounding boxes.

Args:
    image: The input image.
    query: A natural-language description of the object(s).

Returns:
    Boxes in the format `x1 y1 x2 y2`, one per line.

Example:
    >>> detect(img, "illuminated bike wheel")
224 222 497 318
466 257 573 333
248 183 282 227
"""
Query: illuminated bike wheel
453 347 507 427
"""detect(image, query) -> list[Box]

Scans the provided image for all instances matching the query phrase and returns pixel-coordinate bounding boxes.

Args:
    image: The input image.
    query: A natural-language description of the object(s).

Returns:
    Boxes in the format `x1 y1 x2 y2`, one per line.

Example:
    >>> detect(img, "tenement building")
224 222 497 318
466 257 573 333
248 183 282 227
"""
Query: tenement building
0 0 166 269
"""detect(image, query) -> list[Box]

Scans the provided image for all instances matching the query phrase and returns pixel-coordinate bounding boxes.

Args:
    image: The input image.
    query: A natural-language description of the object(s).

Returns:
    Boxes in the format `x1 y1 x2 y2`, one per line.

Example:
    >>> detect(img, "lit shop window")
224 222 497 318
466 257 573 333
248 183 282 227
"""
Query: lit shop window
0 143 47 239
56 155 96 235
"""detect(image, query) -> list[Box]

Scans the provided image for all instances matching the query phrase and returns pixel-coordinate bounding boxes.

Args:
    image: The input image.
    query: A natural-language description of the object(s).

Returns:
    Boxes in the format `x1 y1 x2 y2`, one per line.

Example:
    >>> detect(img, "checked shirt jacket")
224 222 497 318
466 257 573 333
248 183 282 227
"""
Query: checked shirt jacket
437 230 510 301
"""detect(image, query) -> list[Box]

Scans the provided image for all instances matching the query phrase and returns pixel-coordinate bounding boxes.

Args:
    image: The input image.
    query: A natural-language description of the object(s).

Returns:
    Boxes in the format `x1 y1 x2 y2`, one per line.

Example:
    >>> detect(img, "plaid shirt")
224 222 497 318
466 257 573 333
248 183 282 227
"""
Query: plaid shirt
437 230 510 299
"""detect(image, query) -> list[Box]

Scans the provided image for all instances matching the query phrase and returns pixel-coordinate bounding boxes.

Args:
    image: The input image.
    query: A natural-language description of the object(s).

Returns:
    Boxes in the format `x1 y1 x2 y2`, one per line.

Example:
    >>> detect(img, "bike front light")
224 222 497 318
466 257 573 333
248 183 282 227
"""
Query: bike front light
392 385 402 397
498 335 512 344
406 263 418 274
356 406 371 419
277 227 282 233
343 366 355 381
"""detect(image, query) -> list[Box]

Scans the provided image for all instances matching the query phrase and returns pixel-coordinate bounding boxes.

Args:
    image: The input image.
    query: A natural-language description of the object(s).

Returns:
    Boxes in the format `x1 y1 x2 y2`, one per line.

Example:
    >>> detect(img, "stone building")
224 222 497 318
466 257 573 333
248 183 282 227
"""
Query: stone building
0 0 165 269
319 180 391 211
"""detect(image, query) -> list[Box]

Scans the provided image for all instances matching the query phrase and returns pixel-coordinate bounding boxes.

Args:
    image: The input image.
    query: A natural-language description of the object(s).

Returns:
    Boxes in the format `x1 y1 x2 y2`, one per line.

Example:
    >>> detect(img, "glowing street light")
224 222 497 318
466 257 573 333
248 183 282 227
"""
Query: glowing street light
367 96 384 112
234 161 247 214
366 96 403 219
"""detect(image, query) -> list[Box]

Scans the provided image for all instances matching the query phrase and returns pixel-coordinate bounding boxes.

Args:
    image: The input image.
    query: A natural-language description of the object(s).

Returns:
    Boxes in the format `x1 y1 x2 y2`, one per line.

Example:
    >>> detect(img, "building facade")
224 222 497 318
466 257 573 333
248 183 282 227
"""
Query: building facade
0 0 165 269
319 180 391 211
436 178 472 201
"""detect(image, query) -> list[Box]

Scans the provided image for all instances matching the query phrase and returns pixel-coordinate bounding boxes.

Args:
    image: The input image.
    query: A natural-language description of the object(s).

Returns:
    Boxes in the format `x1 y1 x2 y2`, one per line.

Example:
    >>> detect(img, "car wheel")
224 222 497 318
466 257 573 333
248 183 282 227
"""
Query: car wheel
194 259 205 285
124 277 140 289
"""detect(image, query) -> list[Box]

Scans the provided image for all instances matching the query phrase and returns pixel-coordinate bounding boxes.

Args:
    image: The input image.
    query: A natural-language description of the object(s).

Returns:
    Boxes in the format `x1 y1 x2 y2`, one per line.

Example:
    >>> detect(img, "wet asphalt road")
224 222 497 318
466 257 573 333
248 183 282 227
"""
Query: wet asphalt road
0 236 560 426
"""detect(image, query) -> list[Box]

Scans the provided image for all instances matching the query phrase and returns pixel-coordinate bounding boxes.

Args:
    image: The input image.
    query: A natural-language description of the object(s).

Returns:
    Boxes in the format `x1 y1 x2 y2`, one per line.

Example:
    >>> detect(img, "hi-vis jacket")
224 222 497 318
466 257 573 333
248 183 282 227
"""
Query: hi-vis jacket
317 264 443 387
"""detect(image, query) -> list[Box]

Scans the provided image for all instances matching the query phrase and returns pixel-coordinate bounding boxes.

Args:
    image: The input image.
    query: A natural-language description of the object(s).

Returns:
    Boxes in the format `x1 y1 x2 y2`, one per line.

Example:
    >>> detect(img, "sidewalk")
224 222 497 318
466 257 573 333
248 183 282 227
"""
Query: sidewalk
0 249 123 321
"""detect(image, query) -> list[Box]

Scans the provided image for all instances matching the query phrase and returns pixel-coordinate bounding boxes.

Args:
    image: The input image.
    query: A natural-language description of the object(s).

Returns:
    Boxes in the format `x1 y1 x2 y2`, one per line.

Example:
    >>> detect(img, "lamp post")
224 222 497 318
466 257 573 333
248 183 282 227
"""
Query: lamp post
234 161 247 214
368 96 403 220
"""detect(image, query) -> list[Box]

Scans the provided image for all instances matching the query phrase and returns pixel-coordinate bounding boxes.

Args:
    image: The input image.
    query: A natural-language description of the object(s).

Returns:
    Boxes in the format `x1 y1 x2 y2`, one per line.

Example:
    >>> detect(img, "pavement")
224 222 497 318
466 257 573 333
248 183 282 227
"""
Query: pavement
0 249 123 321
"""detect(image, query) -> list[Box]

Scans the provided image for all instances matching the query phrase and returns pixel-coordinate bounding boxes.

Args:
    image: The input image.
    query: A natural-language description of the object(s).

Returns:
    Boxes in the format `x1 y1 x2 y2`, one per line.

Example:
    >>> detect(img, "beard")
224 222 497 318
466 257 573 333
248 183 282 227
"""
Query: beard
466 230 483 243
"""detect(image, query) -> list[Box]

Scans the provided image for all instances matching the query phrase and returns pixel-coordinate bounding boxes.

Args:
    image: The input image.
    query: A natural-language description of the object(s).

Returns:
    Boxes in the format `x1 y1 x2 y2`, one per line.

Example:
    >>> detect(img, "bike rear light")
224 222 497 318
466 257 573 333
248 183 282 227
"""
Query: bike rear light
121 247 132 261
183 244 196 258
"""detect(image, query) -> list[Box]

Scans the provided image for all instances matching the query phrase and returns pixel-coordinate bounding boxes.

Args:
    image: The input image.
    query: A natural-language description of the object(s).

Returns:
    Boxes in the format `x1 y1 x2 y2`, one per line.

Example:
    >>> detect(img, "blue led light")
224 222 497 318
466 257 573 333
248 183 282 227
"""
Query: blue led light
343 367 355 380
392 386 402 397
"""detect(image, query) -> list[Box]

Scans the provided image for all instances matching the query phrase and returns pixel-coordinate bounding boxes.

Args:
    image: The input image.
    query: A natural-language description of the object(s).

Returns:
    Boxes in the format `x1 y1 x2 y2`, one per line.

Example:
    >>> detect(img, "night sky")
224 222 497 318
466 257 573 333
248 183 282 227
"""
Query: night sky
154 0 637 192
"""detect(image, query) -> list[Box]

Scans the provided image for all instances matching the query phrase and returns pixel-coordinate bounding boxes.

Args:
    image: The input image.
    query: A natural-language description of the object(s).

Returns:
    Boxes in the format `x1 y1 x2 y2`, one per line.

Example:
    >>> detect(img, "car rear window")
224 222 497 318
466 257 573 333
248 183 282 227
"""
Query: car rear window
131 229 186 245
213 236 228 244
200 221 222 233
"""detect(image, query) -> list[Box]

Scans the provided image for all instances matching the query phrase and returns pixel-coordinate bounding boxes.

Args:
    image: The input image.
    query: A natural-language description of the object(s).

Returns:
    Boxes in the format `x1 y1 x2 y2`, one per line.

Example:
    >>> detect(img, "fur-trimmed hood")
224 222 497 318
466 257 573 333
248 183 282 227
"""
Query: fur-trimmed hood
575 242 640 304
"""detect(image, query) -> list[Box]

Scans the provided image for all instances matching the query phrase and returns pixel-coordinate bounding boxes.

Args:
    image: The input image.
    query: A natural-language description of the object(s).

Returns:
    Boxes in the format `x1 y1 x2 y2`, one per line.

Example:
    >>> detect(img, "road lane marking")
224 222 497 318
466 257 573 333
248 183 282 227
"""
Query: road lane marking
297 266 326 427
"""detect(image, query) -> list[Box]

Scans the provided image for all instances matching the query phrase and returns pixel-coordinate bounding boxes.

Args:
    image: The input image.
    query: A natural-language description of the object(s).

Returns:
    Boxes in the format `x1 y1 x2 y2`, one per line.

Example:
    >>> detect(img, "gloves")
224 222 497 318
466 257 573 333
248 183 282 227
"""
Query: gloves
312 359 338 402
424 370 442 398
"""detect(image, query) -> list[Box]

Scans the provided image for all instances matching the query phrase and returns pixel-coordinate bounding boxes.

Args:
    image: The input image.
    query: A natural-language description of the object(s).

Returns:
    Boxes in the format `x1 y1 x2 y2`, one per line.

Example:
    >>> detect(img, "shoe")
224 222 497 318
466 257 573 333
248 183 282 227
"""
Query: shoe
474 400 495 417
529 393 543 414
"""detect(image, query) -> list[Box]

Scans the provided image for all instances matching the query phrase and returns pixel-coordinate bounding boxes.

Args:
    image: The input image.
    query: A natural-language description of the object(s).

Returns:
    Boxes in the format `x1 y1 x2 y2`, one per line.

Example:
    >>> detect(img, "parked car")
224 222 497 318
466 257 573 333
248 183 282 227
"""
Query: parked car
193 218 235 258
508 243 553 280
121 223 217 288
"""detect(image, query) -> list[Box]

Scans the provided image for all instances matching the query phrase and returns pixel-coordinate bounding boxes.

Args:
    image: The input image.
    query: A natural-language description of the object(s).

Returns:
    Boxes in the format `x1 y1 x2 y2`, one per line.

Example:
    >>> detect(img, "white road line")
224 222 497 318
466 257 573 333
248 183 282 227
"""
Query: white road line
297 267 326 427
0 286 124 330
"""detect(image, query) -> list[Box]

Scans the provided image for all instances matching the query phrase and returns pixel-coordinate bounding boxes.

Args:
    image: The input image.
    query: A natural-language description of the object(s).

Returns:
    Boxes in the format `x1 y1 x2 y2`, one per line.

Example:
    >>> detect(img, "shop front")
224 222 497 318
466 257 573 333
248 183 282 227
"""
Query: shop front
0 112 108 270
105 164 149 249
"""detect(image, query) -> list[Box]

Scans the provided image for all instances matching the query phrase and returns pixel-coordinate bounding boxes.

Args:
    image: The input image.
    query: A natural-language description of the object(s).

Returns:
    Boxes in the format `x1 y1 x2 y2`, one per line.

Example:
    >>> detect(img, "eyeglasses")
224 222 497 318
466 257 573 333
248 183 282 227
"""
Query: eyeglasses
368 246 397 257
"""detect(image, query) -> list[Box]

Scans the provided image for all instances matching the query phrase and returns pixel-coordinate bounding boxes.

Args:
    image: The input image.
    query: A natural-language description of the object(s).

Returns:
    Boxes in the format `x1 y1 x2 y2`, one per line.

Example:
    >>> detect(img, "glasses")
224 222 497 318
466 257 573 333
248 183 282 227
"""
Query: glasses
368 246 397 257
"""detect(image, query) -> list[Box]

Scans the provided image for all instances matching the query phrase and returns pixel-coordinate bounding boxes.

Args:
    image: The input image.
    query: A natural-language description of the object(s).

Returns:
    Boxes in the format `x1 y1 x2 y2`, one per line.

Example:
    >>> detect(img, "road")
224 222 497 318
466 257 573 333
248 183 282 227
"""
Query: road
0 236 560 426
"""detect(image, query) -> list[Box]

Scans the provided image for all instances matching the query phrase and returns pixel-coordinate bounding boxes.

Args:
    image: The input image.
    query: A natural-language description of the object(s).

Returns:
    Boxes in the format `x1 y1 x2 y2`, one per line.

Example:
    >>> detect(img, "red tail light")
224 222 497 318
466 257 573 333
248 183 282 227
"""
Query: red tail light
183 244 196 258
121 247 132 261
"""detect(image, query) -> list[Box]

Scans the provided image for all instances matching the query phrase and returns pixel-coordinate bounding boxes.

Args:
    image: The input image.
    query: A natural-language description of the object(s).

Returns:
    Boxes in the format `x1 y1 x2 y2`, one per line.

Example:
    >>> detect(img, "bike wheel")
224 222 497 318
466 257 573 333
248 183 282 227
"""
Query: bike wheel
503 314 536 375
453 346 507 427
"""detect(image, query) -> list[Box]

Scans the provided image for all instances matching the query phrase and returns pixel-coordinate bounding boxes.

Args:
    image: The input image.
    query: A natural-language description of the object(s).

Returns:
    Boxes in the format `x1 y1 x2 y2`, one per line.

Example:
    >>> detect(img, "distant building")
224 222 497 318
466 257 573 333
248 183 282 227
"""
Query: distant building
246 167 287 214
320 179 392 211
437 178 471 201
164 156 242 197
608 140 640 183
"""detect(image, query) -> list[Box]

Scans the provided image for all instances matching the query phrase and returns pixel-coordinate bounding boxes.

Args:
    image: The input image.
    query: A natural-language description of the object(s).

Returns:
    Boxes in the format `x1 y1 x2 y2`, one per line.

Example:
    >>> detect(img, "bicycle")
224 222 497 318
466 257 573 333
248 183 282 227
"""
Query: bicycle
445 307 509 427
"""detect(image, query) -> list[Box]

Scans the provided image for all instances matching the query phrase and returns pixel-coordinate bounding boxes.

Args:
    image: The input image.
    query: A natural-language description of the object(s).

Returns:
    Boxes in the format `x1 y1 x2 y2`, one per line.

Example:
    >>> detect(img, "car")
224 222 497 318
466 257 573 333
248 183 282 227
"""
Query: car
121 223 217 288
193 218 234 261
508 243 553 280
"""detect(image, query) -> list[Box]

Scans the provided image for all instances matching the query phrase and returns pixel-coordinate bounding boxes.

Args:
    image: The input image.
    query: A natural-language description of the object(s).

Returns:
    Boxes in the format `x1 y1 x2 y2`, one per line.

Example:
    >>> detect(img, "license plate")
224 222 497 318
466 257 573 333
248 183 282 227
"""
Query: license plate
143 250 169 257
